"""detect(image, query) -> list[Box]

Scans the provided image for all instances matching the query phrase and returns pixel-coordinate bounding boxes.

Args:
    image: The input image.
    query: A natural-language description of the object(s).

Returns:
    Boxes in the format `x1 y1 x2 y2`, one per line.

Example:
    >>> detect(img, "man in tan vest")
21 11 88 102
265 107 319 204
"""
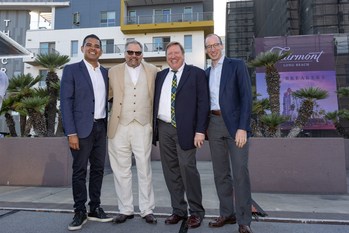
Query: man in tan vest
108 40 158 225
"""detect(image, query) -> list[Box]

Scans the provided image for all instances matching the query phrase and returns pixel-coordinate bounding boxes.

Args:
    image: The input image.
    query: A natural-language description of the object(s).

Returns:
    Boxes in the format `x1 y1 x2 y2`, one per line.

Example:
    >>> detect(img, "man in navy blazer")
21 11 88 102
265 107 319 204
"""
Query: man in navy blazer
60 34 112 231
153 42 209 229
205 34 253 233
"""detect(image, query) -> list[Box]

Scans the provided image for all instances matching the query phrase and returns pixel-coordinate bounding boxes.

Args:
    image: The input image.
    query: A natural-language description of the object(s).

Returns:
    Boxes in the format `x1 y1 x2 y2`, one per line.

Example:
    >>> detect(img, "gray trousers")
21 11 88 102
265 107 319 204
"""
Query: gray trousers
158 120 205 219
207 114 252 226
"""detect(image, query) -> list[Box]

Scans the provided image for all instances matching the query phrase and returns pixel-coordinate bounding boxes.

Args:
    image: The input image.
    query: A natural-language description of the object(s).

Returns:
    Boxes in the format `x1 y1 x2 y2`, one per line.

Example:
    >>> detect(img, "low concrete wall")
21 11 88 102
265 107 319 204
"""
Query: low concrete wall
0 137 72 186
249 138 347 194
151 138 347 194
345 139 349 170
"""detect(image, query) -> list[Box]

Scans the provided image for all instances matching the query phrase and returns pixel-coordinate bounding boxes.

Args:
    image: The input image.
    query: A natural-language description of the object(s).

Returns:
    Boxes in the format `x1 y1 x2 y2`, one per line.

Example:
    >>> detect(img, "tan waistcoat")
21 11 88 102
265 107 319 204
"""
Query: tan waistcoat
119 69 151 126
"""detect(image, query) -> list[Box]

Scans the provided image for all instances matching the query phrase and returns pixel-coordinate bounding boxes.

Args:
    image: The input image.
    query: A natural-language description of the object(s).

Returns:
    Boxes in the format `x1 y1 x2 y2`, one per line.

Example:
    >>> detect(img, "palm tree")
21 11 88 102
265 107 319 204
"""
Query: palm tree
260 113 289 137
287 87 328 138
251 97 269 137
325 87 349 138
5 74 42 136
35 53 70 136
249 51 291 116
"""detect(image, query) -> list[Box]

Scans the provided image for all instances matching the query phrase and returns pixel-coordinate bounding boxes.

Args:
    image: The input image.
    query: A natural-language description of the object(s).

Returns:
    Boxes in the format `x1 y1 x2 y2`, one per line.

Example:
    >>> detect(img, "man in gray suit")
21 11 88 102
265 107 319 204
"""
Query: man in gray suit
205 34 254 233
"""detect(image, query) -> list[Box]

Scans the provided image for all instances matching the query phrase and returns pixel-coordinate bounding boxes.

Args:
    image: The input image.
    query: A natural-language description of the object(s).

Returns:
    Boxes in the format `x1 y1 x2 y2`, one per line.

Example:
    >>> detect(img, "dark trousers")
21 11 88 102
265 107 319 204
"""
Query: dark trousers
207 114 252 226
71 120 106 213
158 120 205 219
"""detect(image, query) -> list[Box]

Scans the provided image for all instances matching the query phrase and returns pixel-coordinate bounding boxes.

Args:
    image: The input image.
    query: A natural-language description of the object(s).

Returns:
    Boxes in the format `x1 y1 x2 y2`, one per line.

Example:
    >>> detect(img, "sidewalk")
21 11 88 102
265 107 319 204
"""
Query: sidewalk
1 161 349 225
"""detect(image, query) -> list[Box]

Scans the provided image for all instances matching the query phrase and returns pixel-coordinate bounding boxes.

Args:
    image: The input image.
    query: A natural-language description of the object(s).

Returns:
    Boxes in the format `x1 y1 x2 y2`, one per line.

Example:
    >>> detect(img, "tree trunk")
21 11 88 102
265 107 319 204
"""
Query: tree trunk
4 112 17 137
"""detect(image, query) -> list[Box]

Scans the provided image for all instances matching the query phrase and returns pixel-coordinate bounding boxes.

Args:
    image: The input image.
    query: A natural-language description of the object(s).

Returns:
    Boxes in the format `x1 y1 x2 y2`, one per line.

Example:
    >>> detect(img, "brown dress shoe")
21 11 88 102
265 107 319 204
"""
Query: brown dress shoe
208 215 237 227
143 214 157 224
239 224 253 233
165 214 187 224
112 214 134 224
186 215 202 229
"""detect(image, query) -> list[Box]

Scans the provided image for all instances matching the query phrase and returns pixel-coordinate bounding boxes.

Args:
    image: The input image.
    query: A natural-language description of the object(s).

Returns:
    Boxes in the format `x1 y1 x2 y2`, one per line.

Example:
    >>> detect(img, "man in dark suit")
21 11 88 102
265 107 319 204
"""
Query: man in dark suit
205 34 254 233
60 34 112 231
153 41 209 229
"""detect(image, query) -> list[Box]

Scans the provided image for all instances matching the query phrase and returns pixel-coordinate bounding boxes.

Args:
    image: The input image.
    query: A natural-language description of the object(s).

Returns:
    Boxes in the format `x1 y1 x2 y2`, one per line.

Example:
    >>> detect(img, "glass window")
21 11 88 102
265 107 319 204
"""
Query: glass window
39 42 55 54
184 35 192 52
73 12 80 26
101 39 114 53
128 10 136 24
39 70 48 87
152 37 170 52
154 9 171 23
183 7 193 21
101 11 116 27
71 40 78 57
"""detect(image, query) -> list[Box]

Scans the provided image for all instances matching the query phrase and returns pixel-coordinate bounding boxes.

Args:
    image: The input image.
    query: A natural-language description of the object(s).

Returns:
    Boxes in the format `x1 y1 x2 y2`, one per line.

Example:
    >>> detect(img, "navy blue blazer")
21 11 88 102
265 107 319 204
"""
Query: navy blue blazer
60 60 108 138
153 64 210 150
206 57 252 138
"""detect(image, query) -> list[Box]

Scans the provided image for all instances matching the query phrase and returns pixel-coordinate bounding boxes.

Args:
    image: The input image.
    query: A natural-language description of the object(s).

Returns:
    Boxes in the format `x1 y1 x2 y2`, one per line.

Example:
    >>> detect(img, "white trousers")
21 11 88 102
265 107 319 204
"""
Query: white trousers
108 121 155 217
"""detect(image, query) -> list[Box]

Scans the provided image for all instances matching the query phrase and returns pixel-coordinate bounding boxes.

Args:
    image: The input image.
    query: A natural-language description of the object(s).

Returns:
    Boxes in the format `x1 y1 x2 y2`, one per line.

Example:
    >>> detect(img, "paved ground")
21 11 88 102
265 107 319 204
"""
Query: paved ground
1 161 349 233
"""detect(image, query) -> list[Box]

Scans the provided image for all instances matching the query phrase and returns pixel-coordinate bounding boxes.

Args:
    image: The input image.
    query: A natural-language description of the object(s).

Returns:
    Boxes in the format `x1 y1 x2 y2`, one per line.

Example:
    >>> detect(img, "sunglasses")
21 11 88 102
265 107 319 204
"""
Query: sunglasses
126 50 142 56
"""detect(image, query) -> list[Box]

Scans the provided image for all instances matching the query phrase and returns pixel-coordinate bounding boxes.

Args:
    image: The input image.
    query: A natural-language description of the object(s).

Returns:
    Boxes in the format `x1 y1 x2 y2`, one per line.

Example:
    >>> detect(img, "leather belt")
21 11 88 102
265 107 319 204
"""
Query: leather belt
94 118 104 122
211 110 221 116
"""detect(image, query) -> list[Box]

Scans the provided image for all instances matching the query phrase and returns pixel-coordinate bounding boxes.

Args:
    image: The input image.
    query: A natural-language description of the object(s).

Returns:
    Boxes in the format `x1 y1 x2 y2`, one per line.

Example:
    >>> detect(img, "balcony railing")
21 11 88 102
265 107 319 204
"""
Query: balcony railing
125 12 213 25
26 47 59 57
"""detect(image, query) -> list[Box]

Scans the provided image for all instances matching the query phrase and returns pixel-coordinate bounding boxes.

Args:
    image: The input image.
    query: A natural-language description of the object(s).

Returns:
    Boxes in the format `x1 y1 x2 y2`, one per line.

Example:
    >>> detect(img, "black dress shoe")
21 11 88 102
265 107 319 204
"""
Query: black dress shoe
239 224 253 233
112 214 134 224
165 214 187 224
186 215 202 229
208 215 237 227
143 214 157 224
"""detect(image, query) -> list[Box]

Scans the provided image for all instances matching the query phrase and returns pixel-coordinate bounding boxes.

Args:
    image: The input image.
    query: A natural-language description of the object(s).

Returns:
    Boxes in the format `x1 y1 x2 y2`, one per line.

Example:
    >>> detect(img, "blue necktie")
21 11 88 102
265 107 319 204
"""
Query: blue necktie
171 70 177 128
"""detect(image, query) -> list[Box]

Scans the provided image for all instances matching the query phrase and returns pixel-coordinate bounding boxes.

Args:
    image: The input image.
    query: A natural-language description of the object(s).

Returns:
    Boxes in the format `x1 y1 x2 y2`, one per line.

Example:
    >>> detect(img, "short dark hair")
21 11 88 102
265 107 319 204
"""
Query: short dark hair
82 34 102 47
165 41 185 55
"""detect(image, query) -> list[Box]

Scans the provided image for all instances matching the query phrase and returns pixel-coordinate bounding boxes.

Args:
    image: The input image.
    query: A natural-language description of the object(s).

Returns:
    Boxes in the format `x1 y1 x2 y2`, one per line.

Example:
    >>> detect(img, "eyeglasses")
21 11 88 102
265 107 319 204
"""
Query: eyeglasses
205 43 221 50
126 50 142 56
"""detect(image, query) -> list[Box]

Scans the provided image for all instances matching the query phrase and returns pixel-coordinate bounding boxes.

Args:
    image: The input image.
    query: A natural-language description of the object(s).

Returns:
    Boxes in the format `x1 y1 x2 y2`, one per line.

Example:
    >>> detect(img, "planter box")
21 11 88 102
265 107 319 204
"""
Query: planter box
152 138 347 194
0 137 72 186
249 138 347 194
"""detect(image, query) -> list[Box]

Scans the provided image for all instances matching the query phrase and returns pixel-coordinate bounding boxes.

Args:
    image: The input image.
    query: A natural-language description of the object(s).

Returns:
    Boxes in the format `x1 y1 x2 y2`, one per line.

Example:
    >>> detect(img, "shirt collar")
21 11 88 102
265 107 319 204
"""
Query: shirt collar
83 59 100 70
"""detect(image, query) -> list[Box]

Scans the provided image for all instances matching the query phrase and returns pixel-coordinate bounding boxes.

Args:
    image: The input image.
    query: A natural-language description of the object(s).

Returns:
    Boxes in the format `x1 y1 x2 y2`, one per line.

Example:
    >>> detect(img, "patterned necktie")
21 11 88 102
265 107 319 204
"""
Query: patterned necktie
171 70 177 128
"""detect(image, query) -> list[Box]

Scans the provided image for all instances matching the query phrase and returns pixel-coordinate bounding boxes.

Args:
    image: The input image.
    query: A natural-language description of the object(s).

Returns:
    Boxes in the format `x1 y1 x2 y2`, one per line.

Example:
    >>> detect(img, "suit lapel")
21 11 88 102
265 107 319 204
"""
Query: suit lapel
219 57 230 98
176 64 190 93
79 61 94 93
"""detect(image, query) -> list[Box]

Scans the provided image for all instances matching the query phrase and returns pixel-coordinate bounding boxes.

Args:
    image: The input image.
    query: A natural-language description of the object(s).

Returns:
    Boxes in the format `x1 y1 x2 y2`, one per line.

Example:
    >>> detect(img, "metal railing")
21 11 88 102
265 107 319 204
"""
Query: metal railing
125 12 213 25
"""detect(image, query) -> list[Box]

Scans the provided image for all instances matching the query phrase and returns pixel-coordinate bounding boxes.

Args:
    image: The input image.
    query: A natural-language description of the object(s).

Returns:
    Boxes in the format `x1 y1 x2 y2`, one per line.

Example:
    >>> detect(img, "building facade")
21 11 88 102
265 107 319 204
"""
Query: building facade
0 0 214 134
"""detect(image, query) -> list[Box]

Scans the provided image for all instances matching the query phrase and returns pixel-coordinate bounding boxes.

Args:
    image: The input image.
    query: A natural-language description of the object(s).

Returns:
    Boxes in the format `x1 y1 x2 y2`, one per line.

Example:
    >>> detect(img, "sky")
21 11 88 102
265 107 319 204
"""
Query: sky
214 0 227 36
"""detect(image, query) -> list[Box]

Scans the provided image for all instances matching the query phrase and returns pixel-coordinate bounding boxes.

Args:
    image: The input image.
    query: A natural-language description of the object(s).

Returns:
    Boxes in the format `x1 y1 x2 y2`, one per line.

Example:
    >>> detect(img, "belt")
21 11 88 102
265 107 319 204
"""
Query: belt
94 118 104 122
211 110 221 116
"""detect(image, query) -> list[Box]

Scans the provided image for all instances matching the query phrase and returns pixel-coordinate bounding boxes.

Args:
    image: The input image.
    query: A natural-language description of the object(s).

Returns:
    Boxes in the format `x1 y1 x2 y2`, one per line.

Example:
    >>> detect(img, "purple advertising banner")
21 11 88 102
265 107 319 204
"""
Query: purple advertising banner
255 35 338 130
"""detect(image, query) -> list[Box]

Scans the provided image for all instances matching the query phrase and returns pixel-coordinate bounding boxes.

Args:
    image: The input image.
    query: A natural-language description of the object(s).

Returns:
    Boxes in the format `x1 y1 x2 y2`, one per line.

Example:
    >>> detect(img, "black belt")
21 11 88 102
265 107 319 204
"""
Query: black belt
211 110 221 116
94 118 104 122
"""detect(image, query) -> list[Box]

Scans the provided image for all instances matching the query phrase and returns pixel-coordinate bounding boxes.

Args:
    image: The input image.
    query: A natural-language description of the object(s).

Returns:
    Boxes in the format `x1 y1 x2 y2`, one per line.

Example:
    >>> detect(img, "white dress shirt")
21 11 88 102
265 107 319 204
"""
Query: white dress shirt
125 63 142 85
209 56 224 110
83 59 106 119
157 63 184 123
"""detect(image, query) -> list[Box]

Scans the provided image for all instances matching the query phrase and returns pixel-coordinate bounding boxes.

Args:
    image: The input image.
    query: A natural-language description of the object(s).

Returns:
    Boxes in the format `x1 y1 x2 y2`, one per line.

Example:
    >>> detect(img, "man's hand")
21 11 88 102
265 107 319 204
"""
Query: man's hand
194 133 205 148
235 129 247 148
68 135 80 150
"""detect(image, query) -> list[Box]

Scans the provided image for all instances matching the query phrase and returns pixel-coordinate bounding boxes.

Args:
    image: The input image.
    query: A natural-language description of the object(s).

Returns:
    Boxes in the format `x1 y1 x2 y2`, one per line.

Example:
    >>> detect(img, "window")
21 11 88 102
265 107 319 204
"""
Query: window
183 7 193 21
128 10 136 24
39 70 48 87
154 9 171 23
101 39 114 53
71 40 78 57
101 11 116 27
39 42 55 54
184 35 192 52
152 37 170 52
73 12 80 26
